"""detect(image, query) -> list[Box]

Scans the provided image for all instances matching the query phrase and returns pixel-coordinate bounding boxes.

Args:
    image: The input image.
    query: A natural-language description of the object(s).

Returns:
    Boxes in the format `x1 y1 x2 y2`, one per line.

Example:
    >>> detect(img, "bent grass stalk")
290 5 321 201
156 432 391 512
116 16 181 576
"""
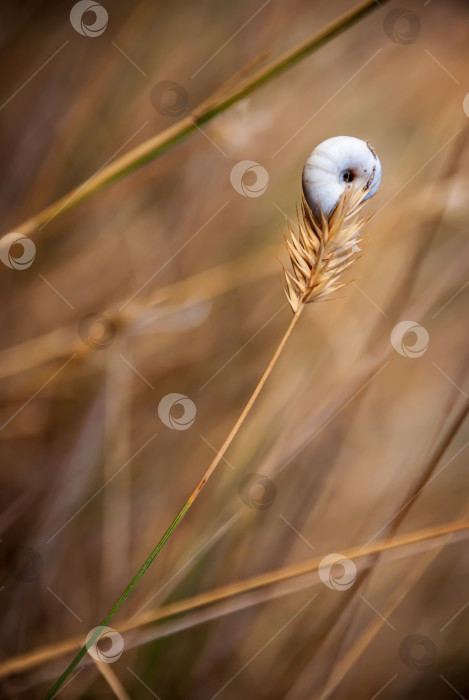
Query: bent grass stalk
0 243 280 383
45 309 303 699
5 520 467 682
46 188 369 698
316 396 469 700
9 0 389 241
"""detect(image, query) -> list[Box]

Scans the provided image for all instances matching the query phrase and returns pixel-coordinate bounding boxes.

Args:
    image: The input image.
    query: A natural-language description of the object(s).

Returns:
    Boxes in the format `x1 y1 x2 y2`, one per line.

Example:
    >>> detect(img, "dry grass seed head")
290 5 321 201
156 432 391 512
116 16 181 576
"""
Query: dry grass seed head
283 186 370 312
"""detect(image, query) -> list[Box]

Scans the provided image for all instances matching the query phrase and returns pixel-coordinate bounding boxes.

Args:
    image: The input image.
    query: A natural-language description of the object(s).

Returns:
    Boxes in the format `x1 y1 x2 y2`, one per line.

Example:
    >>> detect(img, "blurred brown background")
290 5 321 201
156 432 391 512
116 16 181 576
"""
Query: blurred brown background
0 0 468 698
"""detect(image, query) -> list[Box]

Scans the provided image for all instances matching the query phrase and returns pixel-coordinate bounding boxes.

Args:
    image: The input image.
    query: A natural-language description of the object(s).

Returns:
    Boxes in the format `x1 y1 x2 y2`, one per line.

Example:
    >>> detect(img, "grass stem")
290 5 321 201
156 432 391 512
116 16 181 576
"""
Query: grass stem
12 0 388 240
45 305 303 697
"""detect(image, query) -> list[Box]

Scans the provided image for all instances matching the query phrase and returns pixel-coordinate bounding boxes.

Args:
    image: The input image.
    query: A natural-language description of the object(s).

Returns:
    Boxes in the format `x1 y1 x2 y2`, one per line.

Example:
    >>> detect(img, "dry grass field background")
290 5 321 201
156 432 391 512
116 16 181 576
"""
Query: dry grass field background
0 1 468 698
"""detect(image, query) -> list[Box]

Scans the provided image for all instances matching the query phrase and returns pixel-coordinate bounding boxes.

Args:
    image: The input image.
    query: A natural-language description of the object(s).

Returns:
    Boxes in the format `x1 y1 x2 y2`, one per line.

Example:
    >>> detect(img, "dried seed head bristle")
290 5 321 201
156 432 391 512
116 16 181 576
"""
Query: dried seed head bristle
282 186 370 313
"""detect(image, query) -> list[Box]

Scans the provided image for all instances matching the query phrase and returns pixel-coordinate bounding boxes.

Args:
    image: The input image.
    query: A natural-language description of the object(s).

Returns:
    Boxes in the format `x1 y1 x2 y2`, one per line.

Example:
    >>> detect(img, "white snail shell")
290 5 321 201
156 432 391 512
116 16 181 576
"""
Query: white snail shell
302 136 381 221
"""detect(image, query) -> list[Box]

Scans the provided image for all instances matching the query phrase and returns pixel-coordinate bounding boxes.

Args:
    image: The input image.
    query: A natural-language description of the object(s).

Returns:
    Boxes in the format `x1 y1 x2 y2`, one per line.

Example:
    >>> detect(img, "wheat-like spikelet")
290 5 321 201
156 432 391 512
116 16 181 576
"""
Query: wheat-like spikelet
283 186 369 312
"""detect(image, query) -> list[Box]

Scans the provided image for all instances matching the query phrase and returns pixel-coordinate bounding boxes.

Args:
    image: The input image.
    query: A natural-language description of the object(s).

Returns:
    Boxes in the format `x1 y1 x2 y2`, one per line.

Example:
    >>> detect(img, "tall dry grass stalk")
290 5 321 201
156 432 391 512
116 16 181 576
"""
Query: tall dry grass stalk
46 180 372 697
6 0 387 243
5 519 468 685
3 3 468 699
295 393 469 700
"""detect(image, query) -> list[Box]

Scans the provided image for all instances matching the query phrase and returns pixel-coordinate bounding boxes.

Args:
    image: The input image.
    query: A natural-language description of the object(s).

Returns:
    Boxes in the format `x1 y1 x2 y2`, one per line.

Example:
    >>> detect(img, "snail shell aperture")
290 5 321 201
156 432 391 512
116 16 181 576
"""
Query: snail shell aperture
302 136 382 222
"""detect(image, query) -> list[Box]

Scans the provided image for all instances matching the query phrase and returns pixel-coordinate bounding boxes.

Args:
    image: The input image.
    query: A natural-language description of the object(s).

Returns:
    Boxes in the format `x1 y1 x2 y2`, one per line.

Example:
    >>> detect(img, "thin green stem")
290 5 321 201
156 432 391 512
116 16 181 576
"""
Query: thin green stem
45 499 192 699
45 305 303 698
14 0 388 240
44 3 391 695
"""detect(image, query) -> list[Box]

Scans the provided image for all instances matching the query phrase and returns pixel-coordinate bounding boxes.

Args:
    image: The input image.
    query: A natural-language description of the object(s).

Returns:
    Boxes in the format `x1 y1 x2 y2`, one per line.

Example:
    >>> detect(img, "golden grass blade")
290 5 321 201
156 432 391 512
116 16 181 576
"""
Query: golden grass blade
316 509 468 700
305 394 469 700
0 243 280 382
387 393 469 542
6 0 389 242
94 661 131 700
1 519 467 681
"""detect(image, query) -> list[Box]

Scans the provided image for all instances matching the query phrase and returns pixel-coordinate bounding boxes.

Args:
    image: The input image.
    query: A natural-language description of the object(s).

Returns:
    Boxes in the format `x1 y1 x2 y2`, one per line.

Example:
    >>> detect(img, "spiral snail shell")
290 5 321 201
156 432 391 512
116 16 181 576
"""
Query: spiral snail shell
302 136 381 222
